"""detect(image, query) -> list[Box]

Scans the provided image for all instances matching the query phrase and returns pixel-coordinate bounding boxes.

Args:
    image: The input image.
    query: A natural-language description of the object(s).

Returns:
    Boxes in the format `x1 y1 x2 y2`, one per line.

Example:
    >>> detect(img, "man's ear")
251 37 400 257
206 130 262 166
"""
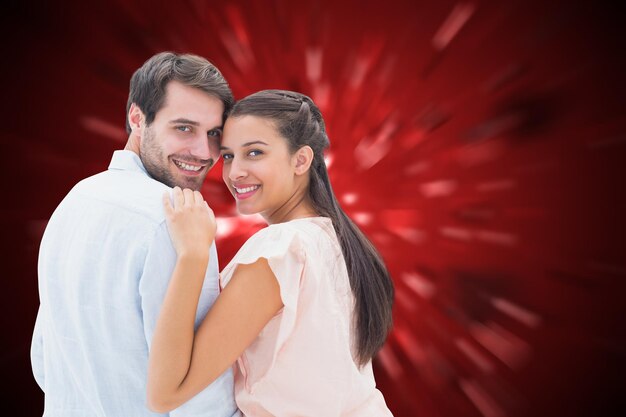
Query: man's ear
128 103 145 135
294 146 314 176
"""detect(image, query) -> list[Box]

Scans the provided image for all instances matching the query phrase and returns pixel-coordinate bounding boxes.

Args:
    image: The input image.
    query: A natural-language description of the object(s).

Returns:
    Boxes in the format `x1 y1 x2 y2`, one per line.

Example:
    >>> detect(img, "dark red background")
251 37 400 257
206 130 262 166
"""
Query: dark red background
2 0 625 416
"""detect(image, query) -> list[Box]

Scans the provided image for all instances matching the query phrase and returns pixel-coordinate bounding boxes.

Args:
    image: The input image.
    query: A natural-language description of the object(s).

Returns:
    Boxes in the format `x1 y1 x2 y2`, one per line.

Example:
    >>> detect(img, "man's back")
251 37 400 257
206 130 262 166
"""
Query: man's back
32 151 238 417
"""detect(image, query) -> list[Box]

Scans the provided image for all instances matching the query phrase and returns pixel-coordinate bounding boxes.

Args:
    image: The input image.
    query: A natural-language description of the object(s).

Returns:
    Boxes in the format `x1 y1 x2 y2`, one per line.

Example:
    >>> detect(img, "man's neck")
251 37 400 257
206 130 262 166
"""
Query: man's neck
124 134 140 155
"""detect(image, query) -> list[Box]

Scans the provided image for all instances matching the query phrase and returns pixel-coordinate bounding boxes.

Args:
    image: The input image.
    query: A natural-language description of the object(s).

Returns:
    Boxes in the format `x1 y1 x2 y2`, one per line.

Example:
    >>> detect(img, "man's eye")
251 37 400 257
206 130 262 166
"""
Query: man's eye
208 129 222 137
176 126 192 132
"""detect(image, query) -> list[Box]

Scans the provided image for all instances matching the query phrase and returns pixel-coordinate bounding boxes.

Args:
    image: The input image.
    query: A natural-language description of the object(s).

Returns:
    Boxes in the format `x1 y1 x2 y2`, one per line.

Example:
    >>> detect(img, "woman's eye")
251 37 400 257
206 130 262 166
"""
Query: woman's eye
221 153 233 161
176 125 192 133
249 150 263 157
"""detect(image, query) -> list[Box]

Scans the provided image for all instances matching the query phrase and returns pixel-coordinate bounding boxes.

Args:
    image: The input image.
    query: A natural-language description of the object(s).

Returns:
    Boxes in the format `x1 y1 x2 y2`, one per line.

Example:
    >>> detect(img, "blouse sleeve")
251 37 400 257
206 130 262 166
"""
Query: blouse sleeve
221 224 306 355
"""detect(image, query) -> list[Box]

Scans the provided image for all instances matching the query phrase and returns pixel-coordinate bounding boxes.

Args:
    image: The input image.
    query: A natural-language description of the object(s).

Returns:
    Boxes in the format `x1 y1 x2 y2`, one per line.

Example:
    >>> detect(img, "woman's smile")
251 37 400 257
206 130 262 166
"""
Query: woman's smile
233 183 261 200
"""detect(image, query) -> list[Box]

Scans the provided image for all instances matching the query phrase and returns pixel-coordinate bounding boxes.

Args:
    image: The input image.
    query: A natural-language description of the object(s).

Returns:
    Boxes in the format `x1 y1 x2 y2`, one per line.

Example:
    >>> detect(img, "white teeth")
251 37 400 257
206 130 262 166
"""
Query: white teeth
175 161 202 172
234 185 260 194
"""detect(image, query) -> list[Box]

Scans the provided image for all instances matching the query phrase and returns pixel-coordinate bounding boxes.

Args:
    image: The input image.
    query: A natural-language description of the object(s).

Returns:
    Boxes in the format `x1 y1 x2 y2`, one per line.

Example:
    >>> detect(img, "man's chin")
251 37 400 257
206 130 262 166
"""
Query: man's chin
174 175 205 191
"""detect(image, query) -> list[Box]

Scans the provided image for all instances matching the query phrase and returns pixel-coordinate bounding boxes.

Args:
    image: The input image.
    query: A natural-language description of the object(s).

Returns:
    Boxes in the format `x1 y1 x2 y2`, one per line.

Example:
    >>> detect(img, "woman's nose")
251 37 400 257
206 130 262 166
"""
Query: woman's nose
227 158 247 181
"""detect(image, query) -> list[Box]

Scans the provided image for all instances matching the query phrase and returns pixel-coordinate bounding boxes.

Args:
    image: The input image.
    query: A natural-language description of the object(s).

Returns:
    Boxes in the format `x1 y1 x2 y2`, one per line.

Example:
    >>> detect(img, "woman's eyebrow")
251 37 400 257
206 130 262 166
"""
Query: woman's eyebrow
220 140 269 151
242 140 269 147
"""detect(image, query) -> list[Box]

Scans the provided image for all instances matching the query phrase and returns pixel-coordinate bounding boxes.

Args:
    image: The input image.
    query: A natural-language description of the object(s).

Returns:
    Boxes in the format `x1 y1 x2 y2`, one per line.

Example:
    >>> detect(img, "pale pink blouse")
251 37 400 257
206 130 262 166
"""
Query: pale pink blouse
220 217 393 417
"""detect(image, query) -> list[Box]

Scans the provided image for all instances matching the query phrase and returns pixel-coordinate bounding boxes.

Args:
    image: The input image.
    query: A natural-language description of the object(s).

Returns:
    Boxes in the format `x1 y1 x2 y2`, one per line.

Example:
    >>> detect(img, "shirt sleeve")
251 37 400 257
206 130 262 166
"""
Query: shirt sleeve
138 221 239 417
222 225 306 369
31 306 45 391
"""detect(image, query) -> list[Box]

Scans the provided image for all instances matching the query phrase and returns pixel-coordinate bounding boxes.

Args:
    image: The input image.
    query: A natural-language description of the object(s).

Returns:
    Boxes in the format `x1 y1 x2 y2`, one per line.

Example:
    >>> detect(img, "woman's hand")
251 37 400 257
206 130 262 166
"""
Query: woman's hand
163 187 216 259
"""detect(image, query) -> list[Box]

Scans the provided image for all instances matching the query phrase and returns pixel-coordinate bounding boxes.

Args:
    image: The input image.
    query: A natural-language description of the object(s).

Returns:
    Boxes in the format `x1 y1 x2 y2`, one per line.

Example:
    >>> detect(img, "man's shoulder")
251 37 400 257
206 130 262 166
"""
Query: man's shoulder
76 168 169 194
69 169 171 223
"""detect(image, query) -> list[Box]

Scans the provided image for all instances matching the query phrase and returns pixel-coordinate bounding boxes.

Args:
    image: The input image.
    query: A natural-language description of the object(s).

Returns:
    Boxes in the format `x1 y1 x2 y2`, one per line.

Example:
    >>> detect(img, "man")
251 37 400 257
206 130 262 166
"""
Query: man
31 52 239 417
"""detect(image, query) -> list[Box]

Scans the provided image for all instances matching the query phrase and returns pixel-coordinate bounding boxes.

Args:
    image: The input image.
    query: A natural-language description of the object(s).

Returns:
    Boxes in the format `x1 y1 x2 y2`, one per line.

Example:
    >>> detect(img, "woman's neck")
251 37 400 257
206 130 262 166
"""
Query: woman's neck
263 190 318 225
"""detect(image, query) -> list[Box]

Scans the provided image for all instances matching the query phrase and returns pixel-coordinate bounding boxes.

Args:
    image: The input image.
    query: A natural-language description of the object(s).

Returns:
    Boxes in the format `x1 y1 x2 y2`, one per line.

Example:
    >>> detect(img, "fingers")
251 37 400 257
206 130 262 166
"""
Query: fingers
162 192 173 216
168 187 211 212
172 186 184 210
182 188 195 207
193 190 205 206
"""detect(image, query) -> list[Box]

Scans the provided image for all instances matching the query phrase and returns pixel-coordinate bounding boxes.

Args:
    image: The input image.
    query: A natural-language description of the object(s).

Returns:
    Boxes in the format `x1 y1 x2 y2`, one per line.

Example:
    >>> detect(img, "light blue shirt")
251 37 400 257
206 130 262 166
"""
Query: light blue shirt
31 150 239 417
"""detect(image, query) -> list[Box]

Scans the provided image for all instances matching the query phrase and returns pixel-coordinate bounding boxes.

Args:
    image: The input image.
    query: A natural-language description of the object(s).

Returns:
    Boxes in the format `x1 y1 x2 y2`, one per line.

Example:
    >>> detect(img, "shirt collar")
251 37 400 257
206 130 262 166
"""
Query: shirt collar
108 150 149 176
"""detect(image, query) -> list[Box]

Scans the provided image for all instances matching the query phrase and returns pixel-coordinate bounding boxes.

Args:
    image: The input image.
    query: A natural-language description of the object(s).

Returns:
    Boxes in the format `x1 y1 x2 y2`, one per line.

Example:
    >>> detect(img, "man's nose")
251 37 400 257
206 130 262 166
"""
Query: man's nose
189 135 214 161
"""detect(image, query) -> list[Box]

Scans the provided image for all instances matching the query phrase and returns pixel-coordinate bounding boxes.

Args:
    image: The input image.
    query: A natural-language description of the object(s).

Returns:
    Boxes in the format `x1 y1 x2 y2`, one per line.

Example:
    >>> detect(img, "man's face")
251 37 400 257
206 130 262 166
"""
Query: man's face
139 81 224 191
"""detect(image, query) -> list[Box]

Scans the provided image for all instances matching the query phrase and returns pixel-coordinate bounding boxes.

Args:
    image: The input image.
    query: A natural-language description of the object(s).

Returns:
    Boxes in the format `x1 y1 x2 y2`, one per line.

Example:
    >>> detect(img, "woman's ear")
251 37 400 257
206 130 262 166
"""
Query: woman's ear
128 103 145 135
293 146 314 176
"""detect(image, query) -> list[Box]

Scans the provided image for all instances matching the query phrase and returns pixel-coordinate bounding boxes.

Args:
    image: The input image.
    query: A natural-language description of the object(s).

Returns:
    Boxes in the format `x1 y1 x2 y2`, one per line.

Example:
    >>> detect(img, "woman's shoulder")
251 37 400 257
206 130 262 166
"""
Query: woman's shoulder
221 218 329 284
228 217 336 266
250 216 333 244
243 220 302 249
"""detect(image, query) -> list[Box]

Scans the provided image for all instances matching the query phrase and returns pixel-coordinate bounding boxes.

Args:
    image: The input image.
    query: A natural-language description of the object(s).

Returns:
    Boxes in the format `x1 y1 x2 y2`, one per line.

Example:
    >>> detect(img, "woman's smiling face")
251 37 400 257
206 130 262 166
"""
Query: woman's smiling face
220 115 301 220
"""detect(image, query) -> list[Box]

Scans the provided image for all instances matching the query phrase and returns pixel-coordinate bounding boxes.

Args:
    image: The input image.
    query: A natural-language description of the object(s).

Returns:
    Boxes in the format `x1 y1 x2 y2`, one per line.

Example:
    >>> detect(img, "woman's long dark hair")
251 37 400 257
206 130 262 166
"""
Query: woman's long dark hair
230 90 394 366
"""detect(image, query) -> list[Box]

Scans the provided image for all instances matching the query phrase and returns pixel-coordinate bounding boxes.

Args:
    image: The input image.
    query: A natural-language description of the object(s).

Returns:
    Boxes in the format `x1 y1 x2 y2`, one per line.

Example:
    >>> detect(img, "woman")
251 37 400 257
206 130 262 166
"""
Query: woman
148 90 395 416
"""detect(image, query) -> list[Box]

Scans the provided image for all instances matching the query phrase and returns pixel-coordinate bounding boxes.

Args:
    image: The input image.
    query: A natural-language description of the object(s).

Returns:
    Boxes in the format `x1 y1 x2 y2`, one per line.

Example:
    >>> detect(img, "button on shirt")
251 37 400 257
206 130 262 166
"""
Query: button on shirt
31 150 239 417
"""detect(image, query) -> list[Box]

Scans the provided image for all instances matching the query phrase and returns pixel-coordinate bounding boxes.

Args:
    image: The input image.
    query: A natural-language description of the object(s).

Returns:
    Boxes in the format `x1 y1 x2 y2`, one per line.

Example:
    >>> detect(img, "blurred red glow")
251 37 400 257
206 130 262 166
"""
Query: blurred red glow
3 0 624 416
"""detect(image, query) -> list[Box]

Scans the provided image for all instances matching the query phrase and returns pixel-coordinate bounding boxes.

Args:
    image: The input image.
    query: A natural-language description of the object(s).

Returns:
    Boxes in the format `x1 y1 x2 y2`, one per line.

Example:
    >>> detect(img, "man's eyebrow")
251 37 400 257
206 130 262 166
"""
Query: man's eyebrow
169 118 199 126
219 140 268 151
169 119 223 131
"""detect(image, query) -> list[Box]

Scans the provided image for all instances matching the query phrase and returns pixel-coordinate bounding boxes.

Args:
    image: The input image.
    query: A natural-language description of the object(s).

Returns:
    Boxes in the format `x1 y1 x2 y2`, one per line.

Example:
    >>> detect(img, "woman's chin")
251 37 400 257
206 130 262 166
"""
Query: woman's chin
236 204 257 216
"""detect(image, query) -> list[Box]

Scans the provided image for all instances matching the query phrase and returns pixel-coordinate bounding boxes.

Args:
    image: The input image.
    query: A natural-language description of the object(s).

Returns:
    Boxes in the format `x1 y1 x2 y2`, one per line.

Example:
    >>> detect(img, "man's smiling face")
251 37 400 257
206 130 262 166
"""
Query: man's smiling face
139 80 224 190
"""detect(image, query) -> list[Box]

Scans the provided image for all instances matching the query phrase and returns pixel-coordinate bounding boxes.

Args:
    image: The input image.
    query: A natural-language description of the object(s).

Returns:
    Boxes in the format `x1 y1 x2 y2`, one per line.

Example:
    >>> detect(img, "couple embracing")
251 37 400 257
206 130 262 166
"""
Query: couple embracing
32 52 394 417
